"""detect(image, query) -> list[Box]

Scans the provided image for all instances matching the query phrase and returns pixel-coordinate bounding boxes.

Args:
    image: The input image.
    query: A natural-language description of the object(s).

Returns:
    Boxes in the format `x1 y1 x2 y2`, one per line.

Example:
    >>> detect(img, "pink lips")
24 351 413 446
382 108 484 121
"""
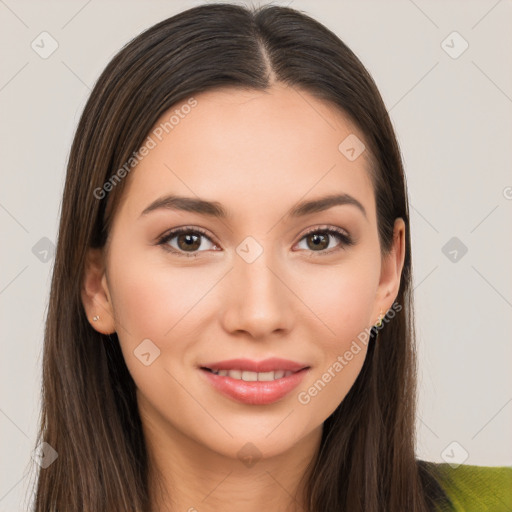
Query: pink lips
199 358 310 405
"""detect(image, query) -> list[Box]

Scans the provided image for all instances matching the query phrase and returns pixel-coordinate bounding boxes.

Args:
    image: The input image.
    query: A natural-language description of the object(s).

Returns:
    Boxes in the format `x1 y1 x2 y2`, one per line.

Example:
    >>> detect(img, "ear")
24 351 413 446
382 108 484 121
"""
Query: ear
372 218 406 323
81 247 116 335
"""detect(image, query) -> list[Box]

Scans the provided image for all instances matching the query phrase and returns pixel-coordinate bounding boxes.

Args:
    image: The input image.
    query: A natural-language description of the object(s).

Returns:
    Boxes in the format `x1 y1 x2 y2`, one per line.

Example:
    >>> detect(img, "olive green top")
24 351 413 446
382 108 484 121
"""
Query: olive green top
434 462 512 511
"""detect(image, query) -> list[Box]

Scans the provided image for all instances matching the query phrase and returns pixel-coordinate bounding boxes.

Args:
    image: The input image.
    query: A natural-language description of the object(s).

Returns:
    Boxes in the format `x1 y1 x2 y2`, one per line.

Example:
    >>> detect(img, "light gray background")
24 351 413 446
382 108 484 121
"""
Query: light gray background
1 0 511 510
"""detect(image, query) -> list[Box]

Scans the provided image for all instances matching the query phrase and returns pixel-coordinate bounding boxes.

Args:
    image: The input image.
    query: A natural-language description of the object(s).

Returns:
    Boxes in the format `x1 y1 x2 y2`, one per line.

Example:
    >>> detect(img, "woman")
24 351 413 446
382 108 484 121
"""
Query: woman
32 3 511 511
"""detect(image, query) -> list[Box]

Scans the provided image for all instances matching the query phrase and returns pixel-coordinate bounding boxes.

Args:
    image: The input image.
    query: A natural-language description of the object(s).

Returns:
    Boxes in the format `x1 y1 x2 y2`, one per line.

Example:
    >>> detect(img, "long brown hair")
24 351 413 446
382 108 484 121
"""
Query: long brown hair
32 3 452 511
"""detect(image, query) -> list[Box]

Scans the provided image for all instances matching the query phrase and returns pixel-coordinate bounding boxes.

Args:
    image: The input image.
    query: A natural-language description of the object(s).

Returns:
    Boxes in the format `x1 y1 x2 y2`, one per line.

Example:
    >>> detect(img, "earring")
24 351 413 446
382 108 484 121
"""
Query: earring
93 315 100 322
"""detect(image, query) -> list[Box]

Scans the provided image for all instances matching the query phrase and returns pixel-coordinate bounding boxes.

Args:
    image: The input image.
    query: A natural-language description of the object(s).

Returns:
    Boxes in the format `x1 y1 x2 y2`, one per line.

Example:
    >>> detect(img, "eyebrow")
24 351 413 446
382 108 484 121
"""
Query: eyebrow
139 192 367 220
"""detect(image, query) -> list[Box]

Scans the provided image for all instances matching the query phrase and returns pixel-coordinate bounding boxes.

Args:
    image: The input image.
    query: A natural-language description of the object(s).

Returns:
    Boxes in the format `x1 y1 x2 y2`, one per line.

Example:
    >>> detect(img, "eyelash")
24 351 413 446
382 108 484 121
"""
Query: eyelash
156 225 354 258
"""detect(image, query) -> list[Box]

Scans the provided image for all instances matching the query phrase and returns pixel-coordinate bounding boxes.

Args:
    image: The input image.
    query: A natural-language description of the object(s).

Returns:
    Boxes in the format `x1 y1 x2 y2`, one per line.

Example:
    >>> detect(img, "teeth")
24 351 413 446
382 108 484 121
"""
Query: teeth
209 369 295 381
257 371 275 381
242 371 258 381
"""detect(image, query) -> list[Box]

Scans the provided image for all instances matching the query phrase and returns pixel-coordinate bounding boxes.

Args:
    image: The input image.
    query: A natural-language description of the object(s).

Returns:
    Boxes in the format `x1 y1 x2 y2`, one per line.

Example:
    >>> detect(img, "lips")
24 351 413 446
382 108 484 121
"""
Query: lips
199 358 310 405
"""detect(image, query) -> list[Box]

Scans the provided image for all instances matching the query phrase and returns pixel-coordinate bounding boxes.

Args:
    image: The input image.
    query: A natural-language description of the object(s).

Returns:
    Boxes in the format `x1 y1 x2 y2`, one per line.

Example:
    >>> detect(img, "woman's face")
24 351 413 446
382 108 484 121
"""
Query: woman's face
84 83 405 462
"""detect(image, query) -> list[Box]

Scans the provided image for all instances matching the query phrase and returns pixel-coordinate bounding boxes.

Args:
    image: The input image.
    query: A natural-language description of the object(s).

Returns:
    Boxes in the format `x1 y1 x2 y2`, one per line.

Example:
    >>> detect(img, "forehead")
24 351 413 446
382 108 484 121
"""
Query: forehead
116 84 375 224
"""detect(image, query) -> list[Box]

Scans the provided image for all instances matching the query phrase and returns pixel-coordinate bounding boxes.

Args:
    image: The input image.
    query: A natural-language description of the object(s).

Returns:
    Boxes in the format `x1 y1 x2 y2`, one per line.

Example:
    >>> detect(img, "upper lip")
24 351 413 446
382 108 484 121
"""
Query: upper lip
200 358 310 373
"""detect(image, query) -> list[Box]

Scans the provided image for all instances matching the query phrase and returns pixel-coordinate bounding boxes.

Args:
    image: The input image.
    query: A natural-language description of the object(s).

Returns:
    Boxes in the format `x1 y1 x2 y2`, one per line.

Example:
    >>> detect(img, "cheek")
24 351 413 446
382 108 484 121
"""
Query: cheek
297 255 380 341
108 251 213 341
293 257 378 414
107 248 224 386
107 254 212 405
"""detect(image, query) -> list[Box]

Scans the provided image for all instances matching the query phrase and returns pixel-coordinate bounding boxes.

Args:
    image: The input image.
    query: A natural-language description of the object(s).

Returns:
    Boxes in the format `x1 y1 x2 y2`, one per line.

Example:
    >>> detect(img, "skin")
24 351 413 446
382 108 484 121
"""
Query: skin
82 83 405 512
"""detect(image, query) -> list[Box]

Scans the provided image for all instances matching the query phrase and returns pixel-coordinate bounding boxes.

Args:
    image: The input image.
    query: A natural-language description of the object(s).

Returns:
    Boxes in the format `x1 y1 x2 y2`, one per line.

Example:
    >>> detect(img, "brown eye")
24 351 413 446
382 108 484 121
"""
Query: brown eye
158 227 218 257
296 227 354 255
176 233 202 251
306 232 329 250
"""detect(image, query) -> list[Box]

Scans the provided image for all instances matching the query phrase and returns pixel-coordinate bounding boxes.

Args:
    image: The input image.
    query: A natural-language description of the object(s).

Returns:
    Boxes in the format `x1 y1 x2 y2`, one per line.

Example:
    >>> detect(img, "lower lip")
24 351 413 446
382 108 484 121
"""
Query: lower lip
200 368 309 405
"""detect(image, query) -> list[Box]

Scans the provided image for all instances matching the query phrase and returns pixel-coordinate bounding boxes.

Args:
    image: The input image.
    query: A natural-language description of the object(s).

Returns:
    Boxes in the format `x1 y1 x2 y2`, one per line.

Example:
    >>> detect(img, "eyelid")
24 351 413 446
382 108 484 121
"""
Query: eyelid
299 224 350 239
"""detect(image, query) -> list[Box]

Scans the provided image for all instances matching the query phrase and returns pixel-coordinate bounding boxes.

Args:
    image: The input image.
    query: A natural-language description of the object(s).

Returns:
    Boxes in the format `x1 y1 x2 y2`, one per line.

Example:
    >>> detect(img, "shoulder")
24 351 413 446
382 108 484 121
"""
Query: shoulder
418 460 512 511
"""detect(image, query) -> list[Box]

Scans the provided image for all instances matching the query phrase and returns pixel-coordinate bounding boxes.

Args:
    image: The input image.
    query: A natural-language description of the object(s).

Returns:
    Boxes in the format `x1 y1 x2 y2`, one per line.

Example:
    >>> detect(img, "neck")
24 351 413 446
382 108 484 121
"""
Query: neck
143 409 322 512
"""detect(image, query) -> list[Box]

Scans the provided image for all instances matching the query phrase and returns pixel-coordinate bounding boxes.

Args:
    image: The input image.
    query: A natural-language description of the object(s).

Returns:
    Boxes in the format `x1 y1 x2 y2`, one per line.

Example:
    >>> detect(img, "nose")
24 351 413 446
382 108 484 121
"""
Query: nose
220 252 295 340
